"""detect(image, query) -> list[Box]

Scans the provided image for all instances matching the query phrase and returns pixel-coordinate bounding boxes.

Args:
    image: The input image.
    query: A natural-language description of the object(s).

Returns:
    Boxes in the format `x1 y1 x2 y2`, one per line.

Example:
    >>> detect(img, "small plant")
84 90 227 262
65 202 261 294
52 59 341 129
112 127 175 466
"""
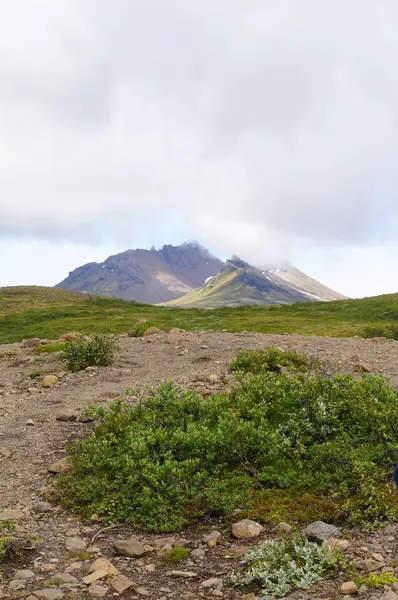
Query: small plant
68 550 90 561
30 370 44 379
232 536 341 598
355 572 397 588
230 347 310 375
128 321 152 337
61 334 118 371
0 520 16 563
163 546 190 561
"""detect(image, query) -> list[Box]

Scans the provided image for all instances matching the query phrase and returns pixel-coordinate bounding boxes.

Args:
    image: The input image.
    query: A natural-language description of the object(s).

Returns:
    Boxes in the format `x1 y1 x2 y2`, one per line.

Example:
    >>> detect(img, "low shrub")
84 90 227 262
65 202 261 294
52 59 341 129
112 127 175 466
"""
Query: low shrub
355 572 397 588
35 342 67 354
361 325 398 340
58 349 398 532
232 536 341 598
61 334 118 371
230 347 311 375
163 546 190 561
128 321 152 337
0 520 16 563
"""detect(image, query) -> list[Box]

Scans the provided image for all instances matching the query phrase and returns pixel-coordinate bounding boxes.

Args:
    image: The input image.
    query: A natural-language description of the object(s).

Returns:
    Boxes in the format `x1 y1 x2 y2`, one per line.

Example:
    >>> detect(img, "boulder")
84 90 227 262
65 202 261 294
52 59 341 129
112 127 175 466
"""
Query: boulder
43 375 59 388
113 538 147 557
341 581 358 595
302 521 341 543
48 456 71 474
232 519 264 539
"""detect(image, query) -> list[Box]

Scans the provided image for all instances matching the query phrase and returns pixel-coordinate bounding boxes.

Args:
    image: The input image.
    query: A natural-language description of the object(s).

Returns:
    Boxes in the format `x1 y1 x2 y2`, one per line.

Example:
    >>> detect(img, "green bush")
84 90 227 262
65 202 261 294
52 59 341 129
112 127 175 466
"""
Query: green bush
128 321 152 337
0 520 16 563
233 536 341 598
35 342 67 353
361 325 398 340
61 334 118 372
58 349 398 532
163 546 190 561
230 347 311 375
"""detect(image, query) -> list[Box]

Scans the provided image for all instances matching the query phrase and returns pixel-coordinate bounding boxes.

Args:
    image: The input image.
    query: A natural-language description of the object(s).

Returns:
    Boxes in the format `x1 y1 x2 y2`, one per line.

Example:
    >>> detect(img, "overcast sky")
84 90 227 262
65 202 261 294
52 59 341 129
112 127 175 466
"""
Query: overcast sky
2 0 398 298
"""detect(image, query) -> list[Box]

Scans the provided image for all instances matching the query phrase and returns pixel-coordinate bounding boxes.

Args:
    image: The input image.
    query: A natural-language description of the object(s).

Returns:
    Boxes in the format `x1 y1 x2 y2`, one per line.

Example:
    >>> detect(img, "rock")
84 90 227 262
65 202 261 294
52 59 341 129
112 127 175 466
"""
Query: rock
89 558 118 576
78 414 94 423
59 332 81 342
26 419 35 426
108 574 134 593
144 564 156 573
23 338 44 348
0 446 11 458
43 375 59 388
143 327 163 336
88 583 109 598
372 552 385 562
35 591 64 600
191 548 206 558
302 521 341 543
32 501 53 514
8 579 26 591
0 509 24 521
51 573 78 584
355 558 384 572
201 578 223 589
56 411 78 422
341 582 358 595
275 522 293 534
383 592 398 600
86 545 101 554
203 530 222 547
232 519 264 539
207 374 219 383
137 588 150 596
14 570 35 580
48 456 71 474
171 571 197 578
384 525 396 535
324 537 350 551
65 537 88 552
83 570 109 585
27 596 38 600
113 538 147 557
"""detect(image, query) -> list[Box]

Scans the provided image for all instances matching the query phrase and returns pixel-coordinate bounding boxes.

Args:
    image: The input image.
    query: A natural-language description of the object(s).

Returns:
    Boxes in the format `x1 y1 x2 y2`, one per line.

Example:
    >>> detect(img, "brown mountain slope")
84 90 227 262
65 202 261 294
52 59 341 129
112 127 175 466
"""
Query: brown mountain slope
268 266 346 301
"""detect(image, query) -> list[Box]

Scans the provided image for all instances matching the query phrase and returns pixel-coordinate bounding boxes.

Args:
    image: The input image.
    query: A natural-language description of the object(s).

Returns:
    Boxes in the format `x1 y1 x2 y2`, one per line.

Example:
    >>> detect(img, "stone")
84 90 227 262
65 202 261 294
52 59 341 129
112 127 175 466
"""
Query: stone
14 570 35 580
0 509 24 521
383 592 398 600
59 332 81 342
171 571 197 578
89 558 118 576
56 411 78 422
372 553 385 562
23 338 44 348
8 579 26 591
113 538 147 557
43 375 59 388
48 456 71 474
275 522 293 534
191 548 205 558
144 564 156 572
51 573 78 584
354 363 372 374
88 583 109 598
83 570 109 585
32 501 53 514
65 537 88 552
232 519 264 539
26 419 35 426
341 582 358 595
384 525 396 535
137 588 150 596
325 537 350 551
27 596 38 600
302 521 341 543
201 578 223 588
0 446 11 458
35 591 64 600
108 574 134 593
203 530 222 547
143 327 163 336
355 558 384 572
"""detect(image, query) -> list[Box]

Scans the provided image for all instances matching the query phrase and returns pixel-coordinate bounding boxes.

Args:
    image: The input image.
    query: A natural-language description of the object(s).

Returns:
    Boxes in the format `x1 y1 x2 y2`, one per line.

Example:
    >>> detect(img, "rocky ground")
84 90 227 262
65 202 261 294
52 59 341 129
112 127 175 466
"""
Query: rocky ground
1 330 398 600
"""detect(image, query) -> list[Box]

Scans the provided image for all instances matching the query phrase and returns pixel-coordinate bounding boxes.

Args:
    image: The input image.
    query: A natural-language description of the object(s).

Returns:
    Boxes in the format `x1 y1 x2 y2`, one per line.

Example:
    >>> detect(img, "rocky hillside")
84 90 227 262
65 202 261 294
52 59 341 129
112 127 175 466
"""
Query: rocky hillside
56 242 344 307
56 242 223 304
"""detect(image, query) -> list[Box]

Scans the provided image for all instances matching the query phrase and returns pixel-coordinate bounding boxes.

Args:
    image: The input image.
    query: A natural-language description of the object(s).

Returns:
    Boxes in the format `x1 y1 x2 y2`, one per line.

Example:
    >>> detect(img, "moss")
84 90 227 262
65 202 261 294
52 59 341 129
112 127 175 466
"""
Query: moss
163 546 190 561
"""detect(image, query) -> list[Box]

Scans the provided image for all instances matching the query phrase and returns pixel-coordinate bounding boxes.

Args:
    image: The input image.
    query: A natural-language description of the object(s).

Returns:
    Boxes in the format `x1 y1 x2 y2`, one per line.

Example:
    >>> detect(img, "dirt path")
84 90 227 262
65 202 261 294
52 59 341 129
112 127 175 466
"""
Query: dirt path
1 331 398 599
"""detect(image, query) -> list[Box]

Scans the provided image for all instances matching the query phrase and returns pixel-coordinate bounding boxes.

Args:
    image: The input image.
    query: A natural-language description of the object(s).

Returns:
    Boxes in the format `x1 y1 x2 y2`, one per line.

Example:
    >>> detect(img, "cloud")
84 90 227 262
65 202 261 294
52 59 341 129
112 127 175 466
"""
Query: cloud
2 0 398 267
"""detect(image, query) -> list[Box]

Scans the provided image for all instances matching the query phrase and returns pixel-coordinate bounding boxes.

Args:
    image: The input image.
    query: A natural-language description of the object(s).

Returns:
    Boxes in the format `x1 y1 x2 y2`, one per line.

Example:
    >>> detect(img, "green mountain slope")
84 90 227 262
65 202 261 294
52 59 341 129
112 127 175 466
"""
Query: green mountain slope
163 258 312 308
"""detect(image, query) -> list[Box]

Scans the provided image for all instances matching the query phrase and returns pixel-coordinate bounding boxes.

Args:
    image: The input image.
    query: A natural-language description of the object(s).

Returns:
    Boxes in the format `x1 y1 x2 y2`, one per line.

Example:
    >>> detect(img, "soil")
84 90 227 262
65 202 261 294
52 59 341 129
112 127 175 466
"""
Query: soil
0 330 398 599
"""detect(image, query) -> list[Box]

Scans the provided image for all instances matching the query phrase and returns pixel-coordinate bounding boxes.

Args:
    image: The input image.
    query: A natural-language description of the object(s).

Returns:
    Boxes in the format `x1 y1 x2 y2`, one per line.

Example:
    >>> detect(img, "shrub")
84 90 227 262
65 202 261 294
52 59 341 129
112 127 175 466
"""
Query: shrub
0 520 16 563
232 536 341 598
128 321 152 337
361 325 398 340
163 546 190 561
35 342 67 354
61 334 118 372
230 347 311 375
58 349 398 532
355 572 397 588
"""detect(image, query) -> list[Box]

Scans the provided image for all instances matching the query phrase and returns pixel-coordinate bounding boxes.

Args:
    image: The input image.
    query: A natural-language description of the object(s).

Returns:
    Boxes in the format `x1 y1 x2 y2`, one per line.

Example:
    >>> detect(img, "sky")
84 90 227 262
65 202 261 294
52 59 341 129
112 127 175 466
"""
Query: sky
2 1 398 298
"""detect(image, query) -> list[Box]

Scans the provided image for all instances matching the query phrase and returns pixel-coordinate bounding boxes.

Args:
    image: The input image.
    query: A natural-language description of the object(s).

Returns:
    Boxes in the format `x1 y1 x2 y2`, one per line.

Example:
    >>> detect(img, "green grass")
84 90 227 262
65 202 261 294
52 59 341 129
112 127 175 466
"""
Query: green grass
1 285 398 344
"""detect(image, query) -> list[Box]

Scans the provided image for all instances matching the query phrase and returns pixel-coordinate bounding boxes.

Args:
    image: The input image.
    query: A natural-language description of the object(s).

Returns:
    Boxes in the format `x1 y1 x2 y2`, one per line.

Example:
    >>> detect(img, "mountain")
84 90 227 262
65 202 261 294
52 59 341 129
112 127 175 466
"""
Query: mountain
56 242 345 307
267 266 346 302
56 242 223 304
163 257 315 308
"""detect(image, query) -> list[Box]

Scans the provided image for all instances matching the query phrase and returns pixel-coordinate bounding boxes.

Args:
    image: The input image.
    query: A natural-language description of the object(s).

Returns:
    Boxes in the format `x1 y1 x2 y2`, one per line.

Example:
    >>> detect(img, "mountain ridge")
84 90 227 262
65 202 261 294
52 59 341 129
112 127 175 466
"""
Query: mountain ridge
56 242 345 307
